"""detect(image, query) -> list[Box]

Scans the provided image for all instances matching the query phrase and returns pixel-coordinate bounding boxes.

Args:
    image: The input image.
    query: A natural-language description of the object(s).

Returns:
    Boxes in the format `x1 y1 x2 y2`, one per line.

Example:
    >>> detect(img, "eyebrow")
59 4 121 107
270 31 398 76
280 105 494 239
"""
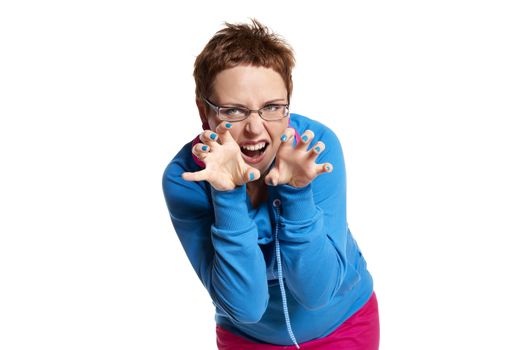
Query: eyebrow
220 98 287 107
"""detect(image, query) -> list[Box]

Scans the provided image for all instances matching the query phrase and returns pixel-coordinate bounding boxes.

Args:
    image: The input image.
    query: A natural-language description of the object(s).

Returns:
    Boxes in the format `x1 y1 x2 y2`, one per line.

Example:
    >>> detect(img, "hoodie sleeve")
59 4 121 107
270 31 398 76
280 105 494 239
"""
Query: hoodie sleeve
162 147 269 323
271 125 361 310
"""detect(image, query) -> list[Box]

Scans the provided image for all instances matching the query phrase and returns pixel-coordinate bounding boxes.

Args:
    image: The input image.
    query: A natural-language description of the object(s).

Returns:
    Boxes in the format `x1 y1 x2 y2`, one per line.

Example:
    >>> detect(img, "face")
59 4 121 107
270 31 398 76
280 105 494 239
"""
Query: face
200 65 289 175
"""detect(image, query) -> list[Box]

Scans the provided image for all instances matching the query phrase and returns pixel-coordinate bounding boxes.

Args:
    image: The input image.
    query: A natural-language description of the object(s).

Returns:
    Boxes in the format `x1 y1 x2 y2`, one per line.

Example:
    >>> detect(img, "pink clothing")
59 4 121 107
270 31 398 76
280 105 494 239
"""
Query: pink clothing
216 292 380 350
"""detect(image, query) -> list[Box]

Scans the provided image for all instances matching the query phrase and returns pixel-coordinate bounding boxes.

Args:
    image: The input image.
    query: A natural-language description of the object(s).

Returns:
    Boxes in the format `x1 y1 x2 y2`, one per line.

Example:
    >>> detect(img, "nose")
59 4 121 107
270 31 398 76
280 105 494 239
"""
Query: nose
244 111 264 135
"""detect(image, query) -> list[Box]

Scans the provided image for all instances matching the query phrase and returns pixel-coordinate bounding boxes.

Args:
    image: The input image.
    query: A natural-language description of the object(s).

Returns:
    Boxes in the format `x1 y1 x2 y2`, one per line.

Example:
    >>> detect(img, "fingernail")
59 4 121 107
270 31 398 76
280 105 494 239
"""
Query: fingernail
302 135 309 142
249 172 255 181
210 133 217 140
315 146 321 152
280 134 288 142
326 165 331 171
225 123 232 128
202 145 208 151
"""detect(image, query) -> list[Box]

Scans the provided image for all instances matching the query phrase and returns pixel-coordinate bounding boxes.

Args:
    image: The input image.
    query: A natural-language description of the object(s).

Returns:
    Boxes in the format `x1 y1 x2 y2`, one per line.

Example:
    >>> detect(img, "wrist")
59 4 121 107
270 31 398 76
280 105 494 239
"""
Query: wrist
272 184 317 221
211 185 250 230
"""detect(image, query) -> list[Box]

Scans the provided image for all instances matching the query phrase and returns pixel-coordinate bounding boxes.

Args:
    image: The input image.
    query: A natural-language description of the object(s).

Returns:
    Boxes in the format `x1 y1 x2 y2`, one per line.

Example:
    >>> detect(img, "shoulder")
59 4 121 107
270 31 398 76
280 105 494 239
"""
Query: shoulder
163 138 203 175
289 113 343 153
290 113 347 195
290 113 340 144
162 140 211 216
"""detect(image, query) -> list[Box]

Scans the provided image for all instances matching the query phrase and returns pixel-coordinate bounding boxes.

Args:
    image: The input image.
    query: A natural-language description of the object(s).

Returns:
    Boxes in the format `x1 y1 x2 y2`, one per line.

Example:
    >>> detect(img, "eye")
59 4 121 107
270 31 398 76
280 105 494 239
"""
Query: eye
262 104 282 112
222 107 247 117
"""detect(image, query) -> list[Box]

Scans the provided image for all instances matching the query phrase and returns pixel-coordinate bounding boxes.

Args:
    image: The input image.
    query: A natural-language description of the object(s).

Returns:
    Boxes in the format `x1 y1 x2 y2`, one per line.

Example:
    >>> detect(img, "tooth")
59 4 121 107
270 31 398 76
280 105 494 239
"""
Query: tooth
242 143 265 151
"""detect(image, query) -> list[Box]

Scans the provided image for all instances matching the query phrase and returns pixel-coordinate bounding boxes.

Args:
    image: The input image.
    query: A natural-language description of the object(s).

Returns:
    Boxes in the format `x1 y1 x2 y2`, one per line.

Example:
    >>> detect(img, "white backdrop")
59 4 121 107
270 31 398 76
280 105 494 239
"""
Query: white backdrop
1 1 522 349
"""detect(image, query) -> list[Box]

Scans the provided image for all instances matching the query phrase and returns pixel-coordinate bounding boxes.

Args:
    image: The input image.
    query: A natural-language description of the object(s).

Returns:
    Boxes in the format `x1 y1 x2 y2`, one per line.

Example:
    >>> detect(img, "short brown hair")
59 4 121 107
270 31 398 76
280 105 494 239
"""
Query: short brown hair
193 19 295 102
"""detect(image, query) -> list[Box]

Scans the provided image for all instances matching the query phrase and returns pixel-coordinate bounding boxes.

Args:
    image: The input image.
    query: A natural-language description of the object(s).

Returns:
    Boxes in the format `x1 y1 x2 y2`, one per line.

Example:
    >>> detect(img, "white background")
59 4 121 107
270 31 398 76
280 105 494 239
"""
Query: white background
1 1 522 349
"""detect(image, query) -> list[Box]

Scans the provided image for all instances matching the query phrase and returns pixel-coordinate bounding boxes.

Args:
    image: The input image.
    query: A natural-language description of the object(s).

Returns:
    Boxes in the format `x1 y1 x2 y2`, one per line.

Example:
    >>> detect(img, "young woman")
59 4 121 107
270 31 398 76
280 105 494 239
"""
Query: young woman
162 19 379 349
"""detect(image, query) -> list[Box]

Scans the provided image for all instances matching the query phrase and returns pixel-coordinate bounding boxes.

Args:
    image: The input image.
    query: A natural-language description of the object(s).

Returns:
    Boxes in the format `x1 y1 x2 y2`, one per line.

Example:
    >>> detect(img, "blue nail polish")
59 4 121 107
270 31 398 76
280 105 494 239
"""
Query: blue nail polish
280 134 288 142
225 123 232 128
315 146 321 152
210 133 217 140
202 145 208 151
249 172 255 181
302 135 309 142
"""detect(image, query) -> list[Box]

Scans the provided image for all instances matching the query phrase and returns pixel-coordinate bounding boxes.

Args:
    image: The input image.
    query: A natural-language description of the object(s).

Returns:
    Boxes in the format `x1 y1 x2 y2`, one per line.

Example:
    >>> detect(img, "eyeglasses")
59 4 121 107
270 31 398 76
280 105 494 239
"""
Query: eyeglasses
203 97 289 122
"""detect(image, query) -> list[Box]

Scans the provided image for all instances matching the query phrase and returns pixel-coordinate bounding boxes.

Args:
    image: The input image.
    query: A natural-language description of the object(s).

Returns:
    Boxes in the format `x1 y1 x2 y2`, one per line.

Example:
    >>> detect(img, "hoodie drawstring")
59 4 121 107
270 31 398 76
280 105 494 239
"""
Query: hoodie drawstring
273 199 300 349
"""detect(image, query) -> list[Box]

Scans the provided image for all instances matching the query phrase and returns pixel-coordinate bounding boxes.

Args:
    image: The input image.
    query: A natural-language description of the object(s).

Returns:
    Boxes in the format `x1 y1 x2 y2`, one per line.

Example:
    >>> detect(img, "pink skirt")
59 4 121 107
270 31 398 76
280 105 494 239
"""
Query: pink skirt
216 292 380 350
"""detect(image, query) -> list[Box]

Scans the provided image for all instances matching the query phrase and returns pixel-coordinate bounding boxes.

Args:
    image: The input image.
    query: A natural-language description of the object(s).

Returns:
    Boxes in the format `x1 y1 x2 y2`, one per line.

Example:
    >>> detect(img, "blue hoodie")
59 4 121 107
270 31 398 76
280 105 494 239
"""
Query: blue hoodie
162 113 373 346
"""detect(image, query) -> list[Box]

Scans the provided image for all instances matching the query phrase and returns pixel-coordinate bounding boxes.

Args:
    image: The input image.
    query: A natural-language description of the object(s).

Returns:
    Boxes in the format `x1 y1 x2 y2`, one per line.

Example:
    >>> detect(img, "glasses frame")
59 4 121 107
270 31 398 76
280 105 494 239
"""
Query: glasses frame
202 97 289 122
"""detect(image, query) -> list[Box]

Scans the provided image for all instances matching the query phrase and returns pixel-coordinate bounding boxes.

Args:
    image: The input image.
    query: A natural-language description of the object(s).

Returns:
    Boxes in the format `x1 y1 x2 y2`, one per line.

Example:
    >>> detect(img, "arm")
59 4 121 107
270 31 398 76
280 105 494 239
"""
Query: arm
162 149 269 323
269 126 360 309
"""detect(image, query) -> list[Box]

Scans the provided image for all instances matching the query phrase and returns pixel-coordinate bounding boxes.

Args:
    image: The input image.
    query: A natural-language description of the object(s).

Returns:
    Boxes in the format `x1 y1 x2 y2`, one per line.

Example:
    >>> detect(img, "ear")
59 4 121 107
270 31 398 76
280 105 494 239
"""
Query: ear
196 98 210 130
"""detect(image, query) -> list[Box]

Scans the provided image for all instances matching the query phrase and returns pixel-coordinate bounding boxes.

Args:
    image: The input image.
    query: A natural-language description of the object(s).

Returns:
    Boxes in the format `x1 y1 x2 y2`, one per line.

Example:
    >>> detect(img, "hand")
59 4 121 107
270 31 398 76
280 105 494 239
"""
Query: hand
265 128 333 188
182 122 261 191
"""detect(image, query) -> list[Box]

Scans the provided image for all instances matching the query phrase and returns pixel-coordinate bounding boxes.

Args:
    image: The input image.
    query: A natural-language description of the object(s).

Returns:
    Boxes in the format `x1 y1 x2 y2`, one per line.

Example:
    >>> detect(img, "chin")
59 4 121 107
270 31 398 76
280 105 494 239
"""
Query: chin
242 150 276 176
258 159 275 177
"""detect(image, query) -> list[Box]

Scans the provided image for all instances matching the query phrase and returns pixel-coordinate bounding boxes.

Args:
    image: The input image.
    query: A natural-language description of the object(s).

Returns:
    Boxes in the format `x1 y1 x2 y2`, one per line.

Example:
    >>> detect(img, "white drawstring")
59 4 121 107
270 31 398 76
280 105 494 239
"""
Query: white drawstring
273 199 300 349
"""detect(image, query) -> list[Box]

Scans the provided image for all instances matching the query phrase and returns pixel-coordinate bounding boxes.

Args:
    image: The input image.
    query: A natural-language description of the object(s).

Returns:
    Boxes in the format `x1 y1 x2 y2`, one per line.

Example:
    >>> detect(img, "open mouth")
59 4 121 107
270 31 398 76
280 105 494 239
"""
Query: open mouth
240 142 268 161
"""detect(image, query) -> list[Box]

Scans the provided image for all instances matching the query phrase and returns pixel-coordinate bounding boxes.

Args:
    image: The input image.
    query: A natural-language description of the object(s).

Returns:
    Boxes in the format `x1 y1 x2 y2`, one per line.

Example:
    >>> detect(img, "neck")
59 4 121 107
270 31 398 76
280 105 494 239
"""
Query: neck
247 177 268 208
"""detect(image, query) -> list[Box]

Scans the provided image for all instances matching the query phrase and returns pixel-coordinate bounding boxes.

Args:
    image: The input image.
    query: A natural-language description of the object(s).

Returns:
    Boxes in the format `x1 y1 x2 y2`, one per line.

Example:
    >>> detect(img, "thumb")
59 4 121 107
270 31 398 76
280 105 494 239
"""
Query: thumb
182 169 208 182
264 167 280 186
243 167 261 183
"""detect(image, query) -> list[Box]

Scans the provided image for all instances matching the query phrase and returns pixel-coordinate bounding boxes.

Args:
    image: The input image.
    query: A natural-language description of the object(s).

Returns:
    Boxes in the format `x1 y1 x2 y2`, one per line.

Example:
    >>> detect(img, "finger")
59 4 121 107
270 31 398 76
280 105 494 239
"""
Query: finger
214 121 235 143
182 169 208 182
264 167 280 186
279 128 295 149
199 130 220 145
308 141 325 161
215 121 233 134
297 130 314 151
244 167 261 183
315 162 333 176
192 143 210 160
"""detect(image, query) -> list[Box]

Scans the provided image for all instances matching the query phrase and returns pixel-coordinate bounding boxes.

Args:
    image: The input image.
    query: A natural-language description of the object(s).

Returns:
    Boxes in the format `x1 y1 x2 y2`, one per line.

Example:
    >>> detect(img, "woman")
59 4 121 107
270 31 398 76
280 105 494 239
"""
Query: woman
162 19 379 349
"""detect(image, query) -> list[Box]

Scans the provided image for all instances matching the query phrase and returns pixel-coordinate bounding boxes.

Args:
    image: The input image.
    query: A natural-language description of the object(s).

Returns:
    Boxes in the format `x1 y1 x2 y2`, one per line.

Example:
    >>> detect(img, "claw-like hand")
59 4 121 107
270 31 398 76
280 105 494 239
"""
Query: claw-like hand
182 122 260 191
265 128 333 188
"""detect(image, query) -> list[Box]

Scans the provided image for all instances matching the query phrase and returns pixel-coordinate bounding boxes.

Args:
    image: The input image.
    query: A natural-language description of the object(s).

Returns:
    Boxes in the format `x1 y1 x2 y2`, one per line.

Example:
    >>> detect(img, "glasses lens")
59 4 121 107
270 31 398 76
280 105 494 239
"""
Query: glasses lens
219 107 249 121
261 105 288 120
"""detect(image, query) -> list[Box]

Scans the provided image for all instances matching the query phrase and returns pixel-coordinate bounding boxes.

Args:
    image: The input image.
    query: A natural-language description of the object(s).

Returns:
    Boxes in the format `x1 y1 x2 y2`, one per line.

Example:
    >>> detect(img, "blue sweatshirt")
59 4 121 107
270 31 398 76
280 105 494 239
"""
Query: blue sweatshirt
162 114 373 346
